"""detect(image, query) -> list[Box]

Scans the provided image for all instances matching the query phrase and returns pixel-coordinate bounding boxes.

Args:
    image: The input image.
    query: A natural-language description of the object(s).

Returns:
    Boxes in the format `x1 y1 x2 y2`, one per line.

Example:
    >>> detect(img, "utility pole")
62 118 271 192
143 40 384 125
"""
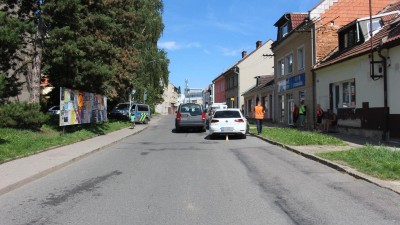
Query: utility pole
185 79 189 103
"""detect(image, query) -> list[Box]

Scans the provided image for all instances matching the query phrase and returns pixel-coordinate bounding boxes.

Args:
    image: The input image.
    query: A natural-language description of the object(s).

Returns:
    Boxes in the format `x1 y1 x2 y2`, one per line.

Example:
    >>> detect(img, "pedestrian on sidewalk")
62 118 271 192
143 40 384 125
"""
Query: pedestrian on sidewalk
293 104 299 127
323 109 337 132
299 100 307 127
254 99 265 135
315 104 324 131
130 113 136 129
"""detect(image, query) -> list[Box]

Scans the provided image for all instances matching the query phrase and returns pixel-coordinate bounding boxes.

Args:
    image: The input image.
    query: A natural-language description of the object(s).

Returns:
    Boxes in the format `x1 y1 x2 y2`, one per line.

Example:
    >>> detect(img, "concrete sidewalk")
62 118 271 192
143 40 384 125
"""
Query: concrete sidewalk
0 115 162 196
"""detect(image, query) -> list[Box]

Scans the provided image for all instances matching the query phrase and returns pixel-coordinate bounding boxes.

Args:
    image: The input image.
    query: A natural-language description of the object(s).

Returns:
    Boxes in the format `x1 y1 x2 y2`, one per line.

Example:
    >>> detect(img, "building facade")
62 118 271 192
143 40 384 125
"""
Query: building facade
185 88 204 105
242 75 274 120
212 75 226 104
314 3 400 139
155 82 178 115
270 0 395 128
213 40 274 109
272 13 312 126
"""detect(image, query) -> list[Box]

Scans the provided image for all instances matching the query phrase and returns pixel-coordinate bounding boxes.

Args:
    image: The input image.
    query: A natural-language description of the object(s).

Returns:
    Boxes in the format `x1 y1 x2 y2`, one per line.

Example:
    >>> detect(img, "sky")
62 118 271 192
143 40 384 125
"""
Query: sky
157 0 321 91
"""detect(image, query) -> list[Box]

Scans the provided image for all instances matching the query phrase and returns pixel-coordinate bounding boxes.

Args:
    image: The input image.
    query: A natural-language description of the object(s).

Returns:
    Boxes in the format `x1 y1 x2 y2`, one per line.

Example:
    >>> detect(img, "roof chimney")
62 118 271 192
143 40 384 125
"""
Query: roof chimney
242 51 247 58
256 40 262 48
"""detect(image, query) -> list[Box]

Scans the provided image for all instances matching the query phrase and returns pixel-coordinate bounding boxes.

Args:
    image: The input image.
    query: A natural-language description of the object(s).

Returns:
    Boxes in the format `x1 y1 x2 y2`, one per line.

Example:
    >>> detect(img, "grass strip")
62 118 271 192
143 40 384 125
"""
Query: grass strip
0 120 130 164
249 126 345 146
317 145 400 180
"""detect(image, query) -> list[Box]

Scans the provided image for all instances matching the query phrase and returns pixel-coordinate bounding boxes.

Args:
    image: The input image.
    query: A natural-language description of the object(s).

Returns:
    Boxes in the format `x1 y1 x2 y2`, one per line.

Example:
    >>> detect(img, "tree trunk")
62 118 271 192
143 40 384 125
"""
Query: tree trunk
28 21 44 104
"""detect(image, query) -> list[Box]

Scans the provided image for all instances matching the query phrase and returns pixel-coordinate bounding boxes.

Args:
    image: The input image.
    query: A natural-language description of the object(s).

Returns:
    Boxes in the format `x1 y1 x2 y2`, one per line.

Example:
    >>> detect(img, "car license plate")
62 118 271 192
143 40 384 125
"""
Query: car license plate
221 127 233 132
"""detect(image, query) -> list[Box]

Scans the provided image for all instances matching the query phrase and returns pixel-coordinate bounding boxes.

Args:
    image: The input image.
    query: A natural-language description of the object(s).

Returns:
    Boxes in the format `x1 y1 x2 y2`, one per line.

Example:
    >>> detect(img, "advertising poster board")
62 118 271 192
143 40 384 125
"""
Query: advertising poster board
59 87 107 126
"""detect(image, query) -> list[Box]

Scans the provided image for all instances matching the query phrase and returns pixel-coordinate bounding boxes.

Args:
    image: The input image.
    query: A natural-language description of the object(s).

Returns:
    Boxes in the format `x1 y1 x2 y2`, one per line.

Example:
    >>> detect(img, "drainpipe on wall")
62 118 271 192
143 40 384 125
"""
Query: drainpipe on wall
310 16 317 129
378 47 389 140
312 69 316 129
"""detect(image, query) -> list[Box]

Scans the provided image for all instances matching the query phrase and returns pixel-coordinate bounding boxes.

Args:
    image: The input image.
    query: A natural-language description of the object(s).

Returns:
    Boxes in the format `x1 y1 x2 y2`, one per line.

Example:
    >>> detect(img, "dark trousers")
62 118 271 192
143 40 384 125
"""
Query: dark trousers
256 119 263 134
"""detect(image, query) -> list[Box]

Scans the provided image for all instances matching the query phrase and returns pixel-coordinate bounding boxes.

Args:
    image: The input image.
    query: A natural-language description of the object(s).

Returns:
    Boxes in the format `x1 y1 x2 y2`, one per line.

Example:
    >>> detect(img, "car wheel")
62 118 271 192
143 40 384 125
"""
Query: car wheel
175 126 180 133
144 118 149 124
201 127 206 132
241 134 247 139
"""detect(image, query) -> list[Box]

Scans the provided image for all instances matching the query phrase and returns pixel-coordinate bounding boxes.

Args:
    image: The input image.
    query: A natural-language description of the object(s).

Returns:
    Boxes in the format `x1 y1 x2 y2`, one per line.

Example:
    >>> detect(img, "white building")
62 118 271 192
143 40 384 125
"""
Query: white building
185 88 203 105
314 4 400 140
155 82 178 115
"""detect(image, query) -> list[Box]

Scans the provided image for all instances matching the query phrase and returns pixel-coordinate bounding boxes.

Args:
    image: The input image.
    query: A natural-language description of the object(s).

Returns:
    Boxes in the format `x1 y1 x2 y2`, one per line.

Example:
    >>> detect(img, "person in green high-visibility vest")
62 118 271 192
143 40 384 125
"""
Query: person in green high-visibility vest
299 100 307 127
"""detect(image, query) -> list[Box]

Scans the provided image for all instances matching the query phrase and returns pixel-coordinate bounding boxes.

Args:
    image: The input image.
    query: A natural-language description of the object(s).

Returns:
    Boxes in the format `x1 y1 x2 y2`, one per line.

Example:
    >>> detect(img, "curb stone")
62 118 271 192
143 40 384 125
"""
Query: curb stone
250 133 400 195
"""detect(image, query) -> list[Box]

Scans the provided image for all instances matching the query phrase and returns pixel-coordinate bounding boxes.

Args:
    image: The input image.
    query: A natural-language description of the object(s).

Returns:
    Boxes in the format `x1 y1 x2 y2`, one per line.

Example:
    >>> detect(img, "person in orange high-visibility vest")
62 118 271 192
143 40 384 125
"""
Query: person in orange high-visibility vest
254 100 265 135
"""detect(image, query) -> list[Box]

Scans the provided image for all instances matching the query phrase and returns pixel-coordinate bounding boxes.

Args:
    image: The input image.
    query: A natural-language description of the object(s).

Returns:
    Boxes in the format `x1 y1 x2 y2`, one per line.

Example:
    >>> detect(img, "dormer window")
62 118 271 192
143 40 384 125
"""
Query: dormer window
339 24 362 50
279 22 289 39
366 19 383 38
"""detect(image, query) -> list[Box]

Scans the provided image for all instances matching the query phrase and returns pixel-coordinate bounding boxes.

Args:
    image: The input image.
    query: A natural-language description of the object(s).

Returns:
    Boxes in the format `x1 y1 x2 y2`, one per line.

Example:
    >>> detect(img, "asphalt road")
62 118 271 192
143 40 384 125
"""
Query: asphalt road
0 115 399 225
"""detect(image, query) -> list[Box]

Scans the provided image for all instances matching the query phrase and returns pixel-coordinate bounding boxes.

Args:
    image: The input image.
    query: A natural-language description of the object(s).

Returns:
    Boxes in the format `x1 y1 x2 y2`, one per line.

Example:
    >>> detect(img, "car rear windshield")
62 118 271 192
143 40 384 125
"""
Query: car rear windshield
213 111 241 118
180 104 202 116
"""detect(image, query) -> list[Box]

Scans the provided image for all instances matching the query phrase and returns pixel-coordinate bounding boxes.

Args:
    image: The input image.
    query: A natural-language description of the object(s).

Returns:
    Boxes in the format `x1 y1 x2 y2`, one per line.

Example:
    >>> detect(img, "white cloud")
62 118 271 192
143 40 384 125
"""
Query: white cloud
158 41 181 50
158 41 201 50
219 47 241 57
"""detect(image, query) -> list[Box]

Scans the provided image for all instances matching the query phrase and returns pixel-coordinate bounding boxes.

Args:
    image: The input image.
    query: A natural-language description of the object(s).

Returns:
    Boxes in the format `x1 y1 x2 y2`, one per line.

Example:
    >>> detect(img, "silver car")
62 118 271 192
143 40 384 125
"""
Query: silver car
175 103 206 132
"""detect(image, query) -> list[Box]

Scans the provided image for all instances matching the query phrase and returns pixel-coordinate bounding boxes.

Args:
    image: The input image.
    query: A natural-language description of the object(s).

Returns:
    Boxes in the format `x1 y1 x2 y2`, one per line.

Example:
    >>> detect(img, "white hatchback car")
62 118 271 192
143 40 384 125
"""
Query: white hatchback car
209 108 248 139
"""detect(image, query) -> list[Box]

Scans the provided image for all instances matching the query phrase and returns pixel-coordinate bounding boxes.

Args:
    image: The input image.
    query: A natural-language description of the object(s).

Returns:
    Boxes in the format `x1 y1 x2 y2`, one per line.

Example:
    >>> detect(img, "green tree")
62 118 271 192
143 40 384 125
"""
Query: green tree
0 1 44 103
0 6 27 102
42 0 169 109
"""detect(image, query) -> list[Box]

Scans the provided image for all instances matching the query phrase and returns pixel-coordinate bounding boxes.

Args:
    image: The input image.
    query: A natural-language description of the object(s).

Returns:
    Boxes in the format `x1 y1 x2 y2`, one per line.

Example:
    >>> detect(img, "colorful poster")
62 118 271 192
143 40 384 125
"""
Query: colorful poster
59 87 108 126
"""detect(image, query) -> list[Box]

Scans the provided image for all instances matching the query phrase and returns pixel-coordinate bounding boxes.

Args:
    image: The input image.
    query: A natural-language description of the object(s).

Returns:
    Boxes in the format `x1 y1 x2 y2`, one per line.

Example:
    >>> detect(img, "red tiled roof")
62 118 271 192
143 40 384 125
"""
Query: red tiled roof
290 13 308 30
386 19 400 42
272 13 308 48
380 1 400 13
384 1 400 43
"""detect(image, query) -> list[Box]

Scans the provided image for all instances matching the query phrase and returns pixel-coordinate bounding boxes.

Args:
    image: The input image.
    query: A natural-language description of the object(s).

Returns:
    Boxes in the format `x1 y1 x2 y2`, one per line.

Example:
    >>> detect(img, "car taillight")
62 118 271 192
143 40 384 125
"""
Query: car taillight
176 112 181 121
211 119 219 123
234 119 244 122
201 112 206 120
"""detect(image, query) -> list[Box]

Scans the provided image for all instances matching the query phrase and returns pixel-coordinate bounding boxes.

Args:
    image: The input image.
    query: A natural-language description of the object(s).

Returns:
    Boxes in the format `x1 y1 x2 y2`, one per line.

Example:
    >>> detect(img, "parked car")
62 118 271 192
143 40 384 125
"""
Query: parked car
48 105 60 115
206 103 228 125
109 102 151 124
175 103 206 132
208 108 248 139
131 103 151 124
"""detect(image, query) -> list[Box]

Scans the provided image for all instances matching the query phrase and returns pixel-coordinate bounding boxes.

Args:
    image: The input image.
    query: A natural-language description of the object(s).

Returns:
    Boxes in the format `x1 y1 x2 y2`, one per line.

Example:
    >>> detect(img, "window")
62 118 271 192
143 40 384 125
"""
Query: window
331 79 356 110
297 46 305 70
137 105 149 111
285 53 293 74
277 58 285 77
339 25 359 50
279 23 289 39
367 20 382 37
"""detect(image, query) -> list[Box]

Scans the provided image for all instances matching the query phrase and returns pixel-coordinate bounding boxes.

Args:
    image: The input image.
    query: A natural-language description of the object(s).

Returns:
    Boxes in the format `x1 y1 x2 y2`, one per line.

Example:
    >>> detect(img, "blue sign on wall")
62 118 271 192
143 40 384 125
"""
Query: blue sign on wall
278 73 306 92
